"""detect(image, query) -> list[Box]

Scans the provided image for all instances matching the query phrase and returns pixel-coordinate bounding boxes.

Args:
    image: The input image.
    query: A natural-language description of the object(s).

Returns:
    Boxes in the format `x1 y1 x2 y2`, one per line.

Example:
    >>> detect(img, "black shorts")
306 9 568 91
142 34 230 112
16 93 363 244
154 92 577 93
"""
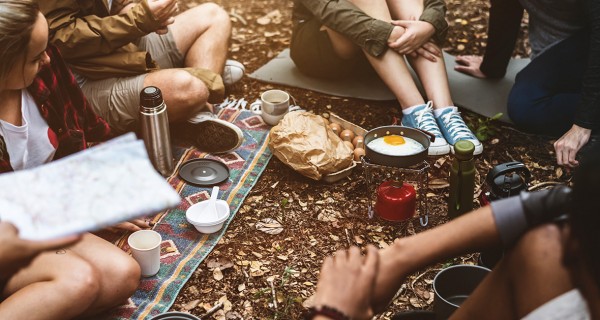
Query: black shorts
290 19 375 80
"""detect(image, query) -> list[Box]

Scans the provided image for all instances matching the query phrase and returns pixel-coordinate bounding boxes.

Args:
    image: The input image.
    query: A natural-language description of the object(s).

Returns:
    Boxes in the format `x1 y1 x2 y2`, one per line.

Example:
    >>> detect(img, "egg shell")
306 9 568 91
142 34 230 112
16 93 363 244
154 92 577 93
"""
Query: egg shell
329 123 342 135
343 141 354 151
353 148 366 161
352 135 364 149
339 129 355 142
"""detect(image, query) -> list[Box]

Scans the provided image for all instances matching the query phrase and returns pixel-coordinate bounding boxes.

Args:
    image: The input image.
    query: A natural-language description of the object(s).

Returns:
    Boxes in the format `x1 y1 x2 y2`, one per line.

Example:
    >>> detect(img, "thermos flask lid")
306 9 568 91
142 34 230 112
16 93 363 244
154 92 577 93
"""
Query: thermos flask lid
454 140 475 160
140 86 163 108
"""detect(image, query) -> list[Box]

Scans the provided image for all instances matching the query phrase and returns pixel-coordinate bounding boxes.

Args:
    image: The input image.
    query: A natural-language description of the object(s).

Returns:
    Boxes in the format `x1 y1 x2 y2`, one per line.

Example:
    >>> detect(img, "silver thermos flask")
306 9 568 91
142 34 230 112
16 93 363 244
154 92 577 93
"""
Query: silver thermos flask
139 86 174 176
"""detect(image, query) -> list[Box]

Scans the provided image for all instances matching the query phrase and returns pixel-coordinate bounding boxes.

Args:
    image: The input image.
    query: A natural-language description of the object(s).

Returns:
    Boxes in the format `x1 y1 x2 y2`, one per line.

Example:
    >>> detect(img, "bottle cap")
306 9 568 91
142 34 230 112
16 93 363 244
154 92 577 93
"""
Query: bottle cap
454 140 475 160
140 86 163 108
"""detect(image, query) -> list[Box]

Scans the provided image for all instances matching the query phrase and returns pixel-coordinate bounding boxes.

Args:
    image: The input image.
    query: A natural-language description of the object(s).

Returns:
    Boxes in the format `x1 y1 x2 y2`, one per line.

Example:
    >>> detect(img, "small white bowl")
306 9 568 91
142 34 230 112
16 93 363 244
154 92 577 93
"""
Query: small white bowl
186 199 230 234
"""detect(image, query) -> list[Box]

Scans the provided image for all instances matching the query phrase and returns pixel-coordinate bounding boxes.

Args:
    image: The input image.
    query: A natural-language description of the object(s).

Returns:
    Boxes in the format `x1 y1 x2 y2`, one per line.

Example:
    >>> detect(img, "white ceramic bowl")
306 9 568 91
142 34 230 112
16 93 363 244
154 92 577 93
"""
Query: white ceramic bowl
186 199 230 234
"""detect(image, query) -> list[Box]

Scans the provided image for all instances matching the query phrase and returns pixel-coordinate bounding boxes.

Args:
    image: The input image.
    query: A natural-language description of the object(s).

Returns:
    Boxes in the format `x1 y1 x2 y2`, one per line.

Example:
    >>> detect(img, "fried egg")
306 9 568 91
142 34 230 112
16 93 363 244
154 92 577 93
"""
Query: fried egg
367 135 424 156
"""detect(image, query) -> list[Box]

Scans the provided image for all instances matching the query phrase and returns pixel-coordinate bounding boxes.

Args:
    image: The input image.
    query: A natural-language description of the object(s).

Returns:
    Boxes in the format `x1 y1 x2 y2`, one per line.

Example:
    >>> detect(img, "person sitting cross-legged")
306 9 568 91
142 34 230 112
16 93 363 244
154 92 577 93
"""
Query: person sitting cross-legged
40 0 246 154
0 2 143 318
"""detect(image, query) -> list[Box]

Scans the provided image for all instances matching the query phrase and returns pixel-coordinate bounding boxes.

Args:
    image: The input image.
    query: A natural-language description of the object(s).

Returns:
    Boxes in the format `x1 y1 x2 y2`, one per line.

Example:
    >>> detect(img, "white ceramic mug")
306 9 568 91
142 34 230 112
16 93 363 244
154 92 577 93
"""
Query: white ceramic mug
251 89 290 125
128 230 162 277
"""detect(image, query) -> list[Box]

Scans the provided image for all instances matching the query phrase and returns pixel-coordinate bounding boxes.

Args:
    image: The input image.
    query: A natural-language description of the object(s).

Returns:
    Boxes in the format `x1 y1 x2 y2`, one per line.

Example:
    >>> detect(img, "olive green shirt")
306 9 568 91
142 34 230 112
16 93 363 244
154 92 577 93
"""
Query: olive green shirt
293 0 448 57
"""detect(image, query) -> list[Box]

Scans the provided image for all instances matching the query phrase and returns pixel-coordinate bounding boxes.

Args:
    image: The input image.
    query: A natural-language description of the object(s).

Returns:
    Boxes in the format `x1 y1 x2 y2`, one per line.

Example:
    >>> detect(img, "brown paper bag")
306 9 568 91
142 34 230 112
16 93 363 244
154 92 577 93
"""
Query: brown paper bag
268 112 353 180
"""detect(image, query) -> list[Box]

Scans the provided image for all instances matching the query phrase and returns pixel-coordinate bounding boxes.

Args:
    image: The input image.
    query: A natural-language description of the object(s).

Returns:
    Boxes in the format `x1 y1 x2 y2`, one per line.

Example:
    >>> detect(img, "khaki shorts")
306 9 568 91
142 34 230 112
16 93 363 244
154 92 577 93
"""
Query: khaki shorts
80 29 184 133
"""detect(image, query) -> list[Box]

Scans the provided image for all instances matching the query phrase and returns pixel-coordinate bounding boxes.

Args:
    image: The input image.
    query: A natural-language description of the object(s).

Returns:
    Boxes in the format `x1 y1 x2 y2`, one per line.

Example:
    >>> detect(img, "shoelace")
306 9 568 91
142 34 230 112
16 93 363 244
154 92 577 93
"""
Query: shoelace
218 97 304 113
216 97 248 110
414 102 442 137
187 111 216 124
439 110 474 140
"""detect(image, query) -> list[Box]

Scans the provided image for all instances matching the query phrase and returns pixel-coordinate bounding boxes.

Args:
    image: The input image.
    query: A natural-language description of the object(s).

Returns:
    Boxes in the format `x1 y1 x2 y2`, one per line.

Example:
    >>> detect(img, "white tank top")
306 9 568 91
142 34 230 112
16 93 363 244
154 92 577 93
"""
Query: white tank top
0 90 57 170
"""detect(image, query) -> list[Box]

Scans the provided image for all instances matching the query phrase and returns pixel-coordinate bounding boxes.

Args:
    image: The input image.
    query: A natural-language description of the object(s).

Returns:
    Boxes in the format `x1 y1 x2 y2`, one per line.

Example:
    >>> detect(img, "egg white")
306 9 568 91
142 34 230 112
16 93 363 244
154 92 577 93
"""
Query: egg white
367 136 424 156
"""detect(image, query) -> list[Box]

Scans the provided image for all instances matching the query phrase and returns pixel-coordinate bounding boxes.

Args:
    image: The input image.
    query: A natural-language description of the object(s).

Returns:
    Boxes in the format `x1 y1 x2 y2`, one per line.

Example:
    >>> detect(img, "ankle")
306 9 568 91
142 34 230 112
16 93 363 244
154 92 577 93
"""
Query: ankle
433 106 454 118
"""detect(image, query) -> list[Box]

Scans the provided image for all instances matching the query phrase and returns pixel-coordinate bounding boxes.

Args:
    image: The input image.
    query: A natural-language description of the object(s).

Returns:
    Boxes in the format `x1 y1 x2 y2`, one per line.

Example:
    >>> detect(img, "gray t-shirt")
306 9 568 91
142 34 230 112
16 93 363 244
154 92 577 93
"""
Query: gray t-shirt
521 0 586 58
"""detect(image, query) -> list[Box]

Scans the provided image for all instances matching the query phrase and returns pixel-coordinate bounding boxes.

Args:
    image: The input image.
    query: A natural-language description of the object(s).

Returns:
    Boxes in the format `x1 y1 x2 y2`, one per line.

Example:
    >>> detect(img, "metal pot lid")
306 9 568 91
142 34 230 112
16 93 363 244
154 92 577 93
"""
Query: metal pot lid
179 159 229 186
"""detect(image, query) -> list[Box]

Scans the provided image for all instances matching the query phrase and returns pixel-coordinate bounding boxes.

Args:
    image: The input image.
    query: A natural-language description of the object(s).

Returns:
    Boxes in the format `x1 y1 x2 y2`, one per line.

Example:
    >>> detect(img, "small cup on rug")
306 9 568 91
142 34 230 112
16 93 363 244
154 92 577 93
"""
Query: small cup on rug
128 230 162 277
251 89 290 125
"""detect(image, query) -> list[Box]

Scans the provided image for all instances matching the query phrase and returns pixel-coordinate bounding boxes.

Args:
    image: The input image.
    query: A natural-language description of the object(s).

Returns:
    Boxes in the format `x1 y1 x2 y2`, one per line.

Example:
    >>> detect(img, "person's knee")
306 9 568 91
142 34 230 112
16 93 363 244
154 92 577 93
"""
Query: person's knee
169 71 209 108
59 260 102 307
348 0 386 9
110 255 141 299
507 87 536 129
509 224 563 265
195 3 231 30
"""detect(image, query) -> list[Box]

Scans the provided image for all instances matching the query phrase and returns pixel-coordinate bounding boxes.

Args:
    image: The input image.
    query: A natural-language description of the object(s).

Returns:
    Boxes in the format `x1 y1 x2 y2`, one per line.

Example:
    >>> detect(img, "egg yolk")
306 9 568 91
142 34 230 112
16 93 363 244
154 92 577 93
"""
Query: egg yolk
383 135 405 145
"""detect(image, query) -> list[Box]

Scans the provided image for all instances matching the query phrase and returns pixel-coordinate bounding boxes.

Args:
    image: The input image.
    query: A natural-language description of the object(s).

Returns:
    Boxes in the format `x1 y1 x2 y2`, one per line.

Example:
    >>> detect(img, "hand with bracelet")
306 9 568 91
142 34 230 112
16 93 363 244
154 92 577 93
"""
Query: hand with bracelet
307 245 379 320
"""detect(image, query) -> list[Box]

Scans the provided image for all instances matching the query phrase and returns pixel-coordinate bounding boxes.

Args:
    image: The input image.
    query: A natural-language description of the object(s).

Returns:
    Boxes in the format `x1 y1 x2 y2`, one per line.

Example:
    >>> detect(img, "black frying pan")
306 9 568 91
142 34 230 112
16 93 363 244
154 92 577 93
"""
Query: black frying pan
364 126 434 167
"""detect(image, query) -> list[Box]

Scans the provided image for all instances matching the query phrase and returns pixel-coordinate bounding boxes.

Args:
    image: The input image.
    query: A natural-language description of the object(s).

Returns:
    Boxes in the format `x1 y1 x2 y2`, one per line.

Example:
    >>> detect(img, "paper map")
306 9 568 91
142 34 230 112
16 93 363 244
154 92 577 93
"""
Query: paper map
0 133 181 240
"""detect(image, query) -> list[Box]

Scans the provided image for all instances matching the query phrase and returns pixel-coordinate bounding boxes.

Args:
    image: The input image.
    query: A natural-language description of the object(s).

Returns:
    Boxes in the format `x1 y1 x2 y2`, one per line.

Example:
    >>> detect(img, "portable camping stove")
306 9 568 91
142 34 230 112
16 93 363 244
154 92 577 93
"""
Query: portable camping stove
362 157 430 226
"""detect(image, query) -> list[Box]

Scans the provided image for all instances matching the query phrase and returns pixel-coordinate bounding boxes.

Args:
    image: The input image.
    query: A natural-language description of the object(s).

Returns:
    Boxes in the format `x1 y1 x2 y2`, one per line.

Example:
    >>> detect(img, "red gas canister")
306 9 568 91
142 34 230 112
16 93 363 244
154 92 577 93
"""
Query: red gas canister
375 180 417 221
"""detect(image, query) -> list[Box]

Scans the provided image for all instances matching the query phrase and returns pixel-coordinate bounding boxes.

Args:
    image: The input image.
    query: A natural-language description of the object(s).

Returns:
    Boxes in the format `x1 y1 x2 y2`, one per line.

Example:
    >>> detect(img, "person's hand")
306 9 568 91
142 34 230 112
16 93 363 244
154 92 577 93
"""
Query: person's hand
407 41 442 62
454 55 488 78
146 0 178 34
388 20 436 56
107 218 152 233
0 222 81 280
554 124 592 168
313 245 379 320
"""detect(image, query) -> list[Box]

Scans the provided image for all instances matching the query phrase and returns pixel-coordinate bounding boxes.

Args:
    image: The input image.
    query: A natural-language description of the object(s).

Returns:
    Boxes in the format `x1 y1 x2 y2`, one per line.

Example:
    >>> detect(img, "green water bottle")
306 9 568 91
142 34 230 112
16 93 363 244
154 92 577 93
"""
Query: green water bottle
448 140 476 219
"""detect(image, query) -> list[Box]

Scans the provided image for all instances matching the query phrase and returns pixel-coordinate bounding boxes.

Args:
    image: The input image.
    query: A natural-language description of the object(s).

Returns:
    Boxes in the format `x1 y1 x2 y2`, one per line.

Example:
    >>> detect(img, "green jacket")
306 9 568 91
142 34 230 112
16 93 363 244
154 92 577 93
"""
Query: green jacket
39 0 162 80
293 0 448 57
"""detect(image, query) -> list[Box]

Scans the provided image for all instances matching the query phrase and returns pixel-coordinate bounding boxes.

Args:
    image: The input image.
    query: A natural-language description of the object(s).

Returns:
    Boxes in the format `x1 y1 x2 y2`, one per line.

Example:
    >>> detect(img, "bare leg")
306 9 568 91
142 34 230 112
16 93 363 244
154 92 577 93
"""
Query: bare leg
143 69 210 122
451 224 573 319
325 0 425 108
372 207 573 317
0 234 139 319
386 0 424 20
387 0 454 107
373 206 500 312
67 233 141 316
169 3 232 74
408 50 454 108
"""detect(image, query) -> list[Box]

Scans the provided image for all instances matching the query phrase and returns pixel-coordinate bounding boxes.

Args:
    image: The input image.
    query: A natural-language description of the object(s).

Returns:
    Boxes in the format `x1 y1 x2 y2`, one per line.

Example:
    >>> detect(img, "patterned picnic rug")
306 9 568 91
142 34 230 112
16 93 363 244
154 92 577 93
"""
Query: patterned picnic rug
103 107 272 319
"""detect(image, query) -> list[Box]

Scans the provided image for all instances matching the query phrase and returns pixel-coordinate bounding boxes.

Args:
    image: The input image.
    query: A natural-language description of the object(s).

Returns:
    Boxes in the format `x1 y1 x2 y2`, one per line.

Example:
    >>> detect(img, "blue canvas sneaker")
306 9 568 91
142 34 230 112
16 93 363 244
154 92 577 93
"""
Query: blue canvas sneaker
401 102 450 155
435 107 483 155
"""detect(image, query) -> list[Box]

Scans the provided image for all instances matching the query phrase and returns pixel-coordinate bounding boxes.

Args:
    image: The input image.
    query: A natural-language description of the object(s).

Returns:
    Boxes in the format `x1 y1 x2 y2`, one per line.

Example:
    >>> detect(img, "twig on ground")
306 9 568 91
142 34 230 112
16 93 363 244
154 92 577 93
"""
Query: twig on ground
528 181 563 190
229 10 247 25
344 228 352 248
410 269 441 291
199 301 223 319
270 279 278 314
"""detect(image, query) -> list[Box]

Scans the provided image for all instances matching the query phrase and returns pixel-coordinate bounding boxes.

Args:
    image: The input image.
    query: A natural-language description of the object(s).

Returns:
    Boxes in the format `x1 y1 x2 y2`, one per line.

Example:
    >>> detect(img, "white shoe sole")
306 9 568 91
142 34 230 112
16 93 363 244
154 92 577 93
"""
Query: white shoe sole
428 144 451 156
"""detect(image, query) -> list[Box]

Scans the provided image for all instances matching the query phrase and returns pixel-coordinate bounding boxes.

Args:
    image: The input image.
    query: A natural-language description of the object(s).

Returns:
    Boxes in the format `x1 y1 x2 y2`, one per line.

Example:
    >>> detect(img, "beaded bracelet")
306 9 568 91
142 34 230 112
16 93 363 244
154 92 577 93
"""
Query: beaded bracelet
304 305 351 320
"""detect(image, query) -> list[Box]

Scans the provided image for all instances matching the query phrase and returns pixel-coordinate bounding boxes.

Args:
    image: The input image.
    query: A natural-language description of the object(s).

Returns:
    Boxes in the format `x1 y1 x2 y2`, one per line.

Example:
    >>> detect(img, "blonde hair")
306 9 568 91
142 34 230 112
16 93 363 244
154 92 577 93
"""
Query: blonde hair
0 0 39 84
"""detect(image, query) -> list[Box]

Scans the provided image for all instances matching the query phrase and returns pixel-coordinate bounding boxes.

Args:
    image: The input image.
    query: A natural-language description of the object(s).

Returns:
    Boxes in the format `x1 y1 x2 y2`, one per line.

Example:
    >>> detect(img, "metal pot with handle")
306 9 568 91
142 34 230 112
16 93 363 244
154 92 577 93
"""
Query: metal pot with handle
480 161 531 205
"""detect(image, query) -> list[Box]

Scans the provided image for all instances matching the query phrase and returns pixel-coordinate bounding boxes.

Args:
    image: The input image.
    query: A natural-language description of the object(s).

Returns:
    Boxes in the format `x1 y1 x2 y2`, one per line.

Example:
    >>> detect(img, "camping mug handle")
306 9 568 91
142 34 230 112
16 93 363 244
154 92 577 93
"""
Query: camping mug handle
250 100 262 115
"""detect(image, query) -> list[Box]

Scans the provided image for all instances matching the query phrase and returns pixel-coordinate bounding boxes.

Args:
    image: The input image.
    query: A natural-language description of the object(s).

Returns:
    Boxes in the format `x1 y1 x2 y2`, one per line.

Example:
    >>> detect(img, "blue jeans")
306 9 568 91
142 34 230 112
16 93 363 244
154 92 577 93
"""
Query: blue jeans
508 32 590 137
